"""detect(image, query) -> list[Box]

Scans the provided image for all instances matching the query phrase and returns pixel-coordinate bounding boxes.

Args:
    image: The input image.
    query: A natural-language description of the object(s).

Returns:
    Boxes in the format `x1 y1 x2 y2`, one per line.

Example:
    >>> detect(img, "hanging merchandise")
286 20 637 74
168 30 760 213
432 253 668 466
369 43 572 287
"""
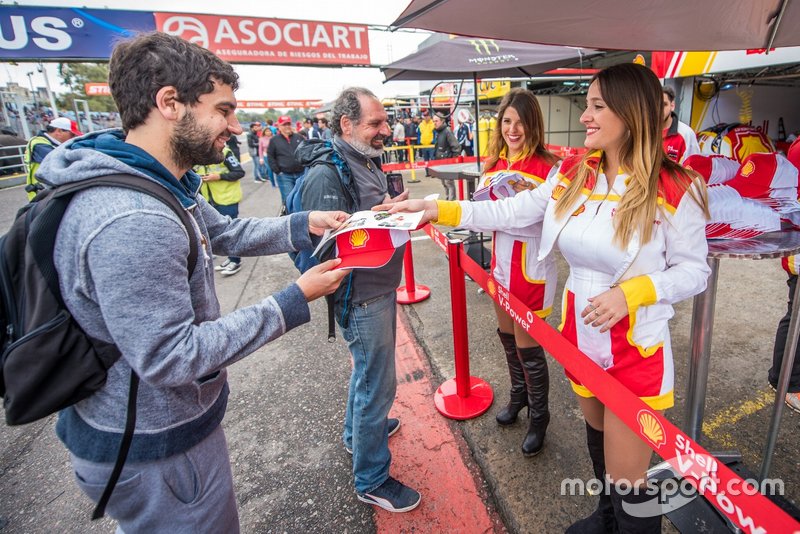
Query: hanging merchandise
697 123 775 163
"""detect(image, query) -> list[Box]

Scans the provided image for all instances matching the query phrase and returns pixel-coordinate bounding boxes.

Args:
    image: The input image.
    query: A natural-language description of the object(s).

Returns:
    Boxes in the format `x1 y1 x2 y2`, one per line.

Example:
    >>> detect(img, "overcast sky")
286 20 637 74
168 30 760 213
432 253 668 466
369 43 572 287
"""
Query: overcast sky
1 0 431 108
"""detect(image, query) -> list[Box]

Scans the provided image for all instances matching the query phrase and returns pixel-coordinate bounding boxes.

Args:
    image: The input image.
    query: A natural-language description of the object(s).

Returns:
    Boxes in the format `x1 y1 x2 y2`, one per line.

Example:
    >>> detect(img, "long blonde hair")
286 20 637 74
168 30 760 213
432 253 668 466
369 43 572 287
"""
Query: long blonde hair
485 88 557 170
554 63 708 247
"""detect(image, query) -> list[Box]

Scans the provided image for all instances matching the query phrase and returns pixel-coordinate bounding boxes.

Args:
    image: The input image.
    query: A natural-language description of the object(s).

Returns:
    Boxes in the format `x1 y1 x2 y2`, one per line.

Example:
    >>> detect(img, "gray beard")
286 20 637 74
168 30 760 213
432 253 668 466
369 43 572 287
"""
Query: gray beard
349 138 383 158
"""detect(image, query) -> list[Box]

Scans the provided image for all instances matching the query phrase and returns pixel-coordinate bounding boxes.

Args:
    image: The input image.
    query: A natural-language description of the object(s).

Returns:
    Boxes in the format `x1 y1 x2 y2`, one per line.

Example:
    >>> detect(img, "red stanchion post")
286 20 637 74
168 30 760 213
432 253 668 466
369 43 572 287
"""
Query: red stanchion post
433 238 493 419
396 242 430 304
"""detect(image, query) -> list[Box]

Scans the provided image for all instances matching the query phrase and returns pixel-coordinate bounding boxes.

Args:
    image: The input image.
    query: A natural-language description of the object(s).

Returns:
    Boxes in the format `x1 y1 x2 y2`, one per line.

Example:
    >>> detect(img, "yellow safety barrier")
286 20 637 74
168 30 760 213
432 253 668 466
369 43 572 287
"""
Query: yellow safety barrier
382 144 435 183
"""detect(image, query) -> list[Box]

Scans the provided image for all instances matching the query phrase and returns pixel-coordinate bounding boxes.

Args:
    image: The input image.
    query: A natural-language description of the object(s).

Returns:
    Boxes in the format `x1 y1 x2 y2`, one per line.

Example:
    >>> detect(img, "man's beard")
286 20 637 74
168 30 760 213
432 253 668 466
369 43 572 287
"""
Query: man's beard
170 110 226 169
349 136 384 158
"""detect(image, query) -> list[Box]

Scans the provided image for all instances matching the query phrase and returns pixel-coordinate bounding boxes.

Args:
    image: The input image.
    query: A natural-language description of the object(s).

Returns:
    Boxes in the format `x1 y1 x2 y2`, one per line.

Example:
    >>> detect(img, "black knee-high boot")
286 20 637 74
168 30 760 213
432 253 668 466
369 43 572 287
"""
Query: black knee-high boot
519 346 550 456
495 329 527 425
565 422 616 533
609 482 662 534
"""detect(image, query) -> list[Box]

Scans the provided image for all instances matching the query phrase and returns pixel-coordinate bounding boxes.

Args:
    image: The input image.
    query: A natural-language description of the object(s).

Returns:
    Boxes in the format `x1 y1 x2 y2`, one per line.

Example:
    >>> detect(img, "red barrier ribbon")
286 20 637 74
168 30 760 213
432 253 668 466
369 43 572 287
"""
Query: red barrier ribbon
422 224 799 534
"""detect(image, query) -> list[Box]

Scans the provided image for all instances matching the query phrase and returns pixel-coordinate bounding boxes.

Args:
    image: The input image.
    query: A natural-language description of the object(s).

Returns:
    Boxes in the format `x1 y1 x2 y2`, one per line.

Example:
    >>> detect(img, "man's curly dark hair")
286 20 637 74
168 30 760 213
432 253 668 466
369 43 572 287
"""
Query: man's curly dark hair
109 32 239 132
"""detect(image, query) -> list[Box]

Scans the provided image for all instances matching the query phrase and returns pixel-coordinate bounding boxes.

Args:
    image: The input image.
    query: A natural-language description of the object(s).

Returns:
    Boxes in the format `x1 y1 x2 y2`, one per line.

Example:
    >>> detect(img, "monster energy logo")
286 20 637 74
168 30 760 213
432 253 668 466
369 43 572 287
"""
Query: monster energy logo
468 39 500 55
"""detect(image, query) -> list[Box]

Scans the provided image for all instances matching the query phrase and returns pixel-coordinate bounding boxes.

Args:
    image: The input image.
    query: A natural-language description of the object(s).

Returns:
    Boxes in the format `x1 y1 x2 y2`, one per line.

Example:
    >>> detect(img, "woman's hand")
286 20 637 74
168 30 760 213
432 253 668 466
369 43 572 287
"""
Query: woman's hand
581 286 628 333
371 199 439 225
308 210 349 236
202 173 221 182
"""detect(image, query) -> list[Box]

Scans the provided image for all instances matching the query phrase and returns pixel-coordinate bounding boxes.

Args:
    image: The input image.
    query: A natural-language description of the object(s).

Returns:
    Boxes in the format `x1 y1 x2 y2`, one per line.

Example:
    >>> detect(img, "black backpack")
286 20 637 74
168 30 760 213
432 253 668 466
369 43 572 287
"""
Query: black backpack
0 174 198 519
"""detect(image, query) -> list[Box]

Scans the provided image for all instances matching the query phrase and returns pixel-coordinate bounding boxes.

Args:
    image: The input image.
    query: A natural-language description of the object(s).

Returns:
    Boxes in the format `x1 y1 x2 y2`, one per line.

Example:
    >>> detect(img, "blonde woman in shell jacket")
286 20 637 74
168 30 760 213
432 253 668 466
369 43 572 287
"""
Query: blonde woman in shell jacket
376 63 710 534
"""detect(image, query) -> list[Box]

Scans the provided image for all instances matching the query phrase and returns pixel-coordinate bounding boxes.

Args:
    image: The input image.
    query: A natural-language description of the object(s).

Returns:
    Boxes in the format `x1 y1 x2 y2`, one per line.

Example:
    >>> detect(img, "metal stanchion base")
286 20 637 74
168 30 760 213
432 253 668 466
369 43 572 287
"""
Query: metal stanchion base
434 376 494 420
397 284 431 304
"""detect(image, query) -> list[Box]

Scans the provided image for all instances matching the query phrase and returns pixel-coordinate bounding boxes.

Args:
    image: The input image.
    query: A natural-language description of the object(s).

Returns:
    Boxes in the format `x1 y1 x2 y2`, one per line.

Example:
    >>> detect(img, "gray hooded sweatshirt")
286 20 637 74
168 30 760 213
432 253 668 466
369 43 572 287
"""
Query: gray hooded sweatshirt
40 131 313 462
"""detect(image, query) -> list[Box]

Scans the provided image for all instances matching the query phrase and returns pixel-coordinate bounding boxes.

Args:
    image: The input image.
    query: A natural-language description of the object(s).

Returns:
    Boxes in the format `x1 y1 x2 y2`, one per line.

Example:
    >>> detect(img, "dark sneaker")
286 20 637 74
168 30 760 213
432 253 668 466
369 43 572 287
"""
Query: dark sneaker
219 261 241 276
357 476 421 513
345 418 400 454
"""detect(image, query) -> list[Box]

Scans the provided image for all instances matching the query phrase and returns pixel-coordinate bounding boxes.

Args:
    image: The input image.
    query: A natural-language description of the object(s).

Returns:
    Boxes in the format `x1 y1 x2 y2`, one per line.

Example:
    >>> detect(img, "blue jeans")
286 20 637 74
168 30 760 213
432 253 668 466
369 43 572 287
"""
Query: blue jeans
277 171 304 205
338 292 397 493
213 203 241 264
249 148 263 180
421 147 434 161
262 156 277 187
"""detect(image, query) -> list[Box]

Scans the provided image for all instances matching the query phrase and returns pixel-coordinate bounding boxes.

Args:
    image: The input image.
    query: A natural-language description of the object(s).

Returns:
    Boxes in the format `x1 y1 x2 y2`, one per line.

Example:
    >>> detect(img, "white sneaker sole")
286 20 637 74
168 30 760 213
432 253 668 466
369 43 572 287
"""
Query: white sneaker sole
356 492 421 513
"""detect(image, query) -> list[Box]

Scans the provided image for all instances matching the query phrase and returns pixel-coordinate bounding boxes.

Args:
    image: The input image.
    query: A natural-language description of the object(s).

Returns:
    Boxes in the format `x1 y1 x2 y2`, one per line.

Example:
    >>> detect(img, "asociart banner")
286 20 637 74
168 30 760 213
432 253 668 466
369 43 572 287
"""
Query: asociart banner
154 13 370 66
0 6 371 66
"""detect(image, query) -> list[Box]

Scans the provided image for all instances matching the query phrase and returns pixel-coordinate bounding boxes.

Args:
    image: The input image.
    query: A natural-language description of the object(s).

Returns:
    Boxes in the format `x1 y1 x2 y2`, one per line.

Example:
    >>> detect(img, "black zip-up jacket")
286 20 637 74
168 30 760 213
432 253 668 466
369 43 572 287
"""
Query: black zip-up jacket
267 133 305 174
246 130 259 150
434 125 461 159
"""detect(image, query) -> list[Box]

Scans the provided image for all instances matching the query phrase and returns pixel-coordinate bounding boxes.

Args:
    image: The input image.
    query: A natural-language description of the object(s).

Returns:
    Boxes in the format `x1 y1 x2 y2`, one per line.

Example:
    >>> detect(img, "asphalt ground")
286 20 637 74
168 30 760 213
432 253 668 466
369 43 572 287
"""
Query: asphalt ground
0 156 798 533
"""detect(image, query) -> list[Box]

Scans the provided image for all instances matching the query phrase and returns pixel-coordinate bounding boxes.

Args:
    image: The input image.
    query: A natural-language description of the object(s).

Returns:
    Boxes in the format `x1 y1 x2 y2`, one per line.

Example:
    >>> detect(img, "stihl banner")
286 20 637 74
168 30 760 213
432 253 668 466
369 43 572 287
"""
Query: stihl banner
155 13 370 66
84 82 110 96
237 100 323 109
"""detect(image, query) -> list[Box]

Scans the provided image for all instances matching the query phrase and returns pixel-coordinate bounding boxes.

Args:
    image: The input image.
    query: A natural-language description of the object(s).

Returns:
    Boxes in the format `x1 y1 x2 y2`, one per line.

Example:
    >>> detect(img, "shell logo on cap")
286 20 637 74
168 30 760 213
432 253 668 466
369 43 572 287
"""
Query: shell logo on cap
349 229 369 248
637 410 666 449
740 160 755 177
552 185 566 200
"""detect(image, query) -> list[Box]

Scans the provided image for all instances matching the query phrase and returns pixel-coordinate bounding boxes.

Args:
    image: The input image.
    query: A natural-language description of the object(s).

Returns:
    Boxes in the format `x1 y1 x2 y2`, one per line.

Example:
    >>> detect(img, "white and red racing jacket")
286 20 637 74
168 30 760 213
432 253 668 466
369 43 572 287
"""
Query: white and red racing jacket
480 154 559 315
438 151 710 408
663 113 701 164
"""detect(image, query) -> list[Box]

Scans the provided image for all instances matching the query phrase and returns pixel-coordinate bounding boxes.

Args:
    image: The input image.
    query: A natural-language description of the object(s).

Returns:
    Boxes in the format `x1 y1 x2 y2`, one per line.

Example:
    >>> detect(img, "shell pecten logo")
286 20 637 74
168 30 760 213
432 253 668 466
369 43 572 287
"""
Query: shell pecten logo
487 278 497 297
552 185 566 200
637 409 666 448
349 229 369 249
740 160 755 177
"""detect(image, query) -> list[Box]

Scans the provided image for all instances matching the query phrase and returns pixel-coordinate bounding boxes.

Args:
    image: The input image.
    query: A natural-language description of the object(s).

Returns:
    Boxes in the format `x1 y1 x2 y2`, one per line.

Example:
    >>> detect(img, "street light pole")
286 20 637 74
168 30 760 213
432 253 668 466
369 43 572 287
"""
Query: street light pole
38 62 58 118
25 72 37 106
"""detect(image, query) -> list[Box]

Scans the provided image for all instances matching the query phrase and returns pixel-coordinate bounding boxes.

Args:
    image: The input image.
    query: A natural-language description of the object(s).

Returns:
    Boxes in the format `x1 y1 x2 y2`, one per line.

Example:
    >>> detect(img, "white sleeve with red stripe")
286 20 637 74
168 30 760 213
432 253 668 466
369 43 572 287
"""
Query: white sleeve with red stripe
649 186 711 305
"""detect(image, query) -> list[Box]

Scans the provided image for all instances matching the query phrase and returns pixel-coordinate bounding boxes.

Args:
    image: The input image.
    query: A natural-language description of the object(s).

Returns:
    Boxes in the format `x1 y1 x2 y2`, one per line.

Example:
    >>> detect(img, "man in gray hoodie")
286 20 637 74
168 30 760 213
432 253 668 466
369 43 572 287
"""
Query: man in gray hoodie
38 32 349 532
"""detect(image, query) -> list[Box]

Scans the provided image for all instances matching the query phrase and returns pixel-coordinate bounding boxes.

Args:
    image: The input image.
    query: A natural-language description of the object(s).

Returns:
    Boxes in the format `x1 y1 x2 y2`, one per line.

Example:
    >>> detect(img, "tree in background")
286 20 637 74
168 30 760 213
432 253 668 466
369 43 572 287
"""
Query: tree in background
57 63 117 112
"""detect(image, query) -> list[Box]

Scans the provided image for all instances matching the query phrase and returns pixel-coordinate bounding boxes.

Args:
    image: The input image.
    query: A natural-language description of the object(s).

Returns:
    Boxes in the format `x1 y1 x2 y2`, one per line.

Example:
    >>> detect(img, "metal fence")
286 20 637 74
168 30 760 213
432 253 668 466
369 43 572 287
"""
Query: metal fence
0 143 25 176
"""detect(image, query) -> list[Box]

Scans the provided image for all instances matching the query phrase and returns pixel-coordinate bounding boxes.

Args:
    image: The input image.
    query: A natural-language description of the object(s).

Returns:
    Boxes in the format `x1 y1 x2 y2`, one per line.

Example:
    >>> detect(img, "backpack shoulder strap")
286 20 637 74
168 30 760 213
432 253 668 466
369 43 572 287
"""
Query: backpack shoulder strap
52 174 199 275
30 175 200 305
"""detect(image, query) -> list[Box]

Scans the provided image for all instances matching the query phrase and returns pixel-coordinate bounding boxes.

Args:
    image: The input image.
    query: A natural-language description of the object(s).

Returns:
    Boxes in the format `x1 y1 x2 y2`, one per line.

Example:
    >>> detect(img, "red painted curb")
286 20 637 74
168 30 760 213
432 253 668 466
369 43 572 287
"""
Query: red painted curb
374 312 505 533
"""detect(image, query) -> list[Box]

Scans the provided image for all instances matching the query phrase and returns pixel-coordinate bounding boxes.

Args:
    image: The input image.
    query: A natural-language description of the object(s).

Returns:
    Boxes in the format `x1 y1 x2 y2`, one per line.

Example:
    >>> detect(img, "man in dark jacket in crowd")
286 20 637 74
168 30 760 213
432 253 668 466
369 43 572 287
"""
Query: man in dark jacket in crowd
294 87 420 514
433 113 461 200
246 121 264 182
267 115 306 207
